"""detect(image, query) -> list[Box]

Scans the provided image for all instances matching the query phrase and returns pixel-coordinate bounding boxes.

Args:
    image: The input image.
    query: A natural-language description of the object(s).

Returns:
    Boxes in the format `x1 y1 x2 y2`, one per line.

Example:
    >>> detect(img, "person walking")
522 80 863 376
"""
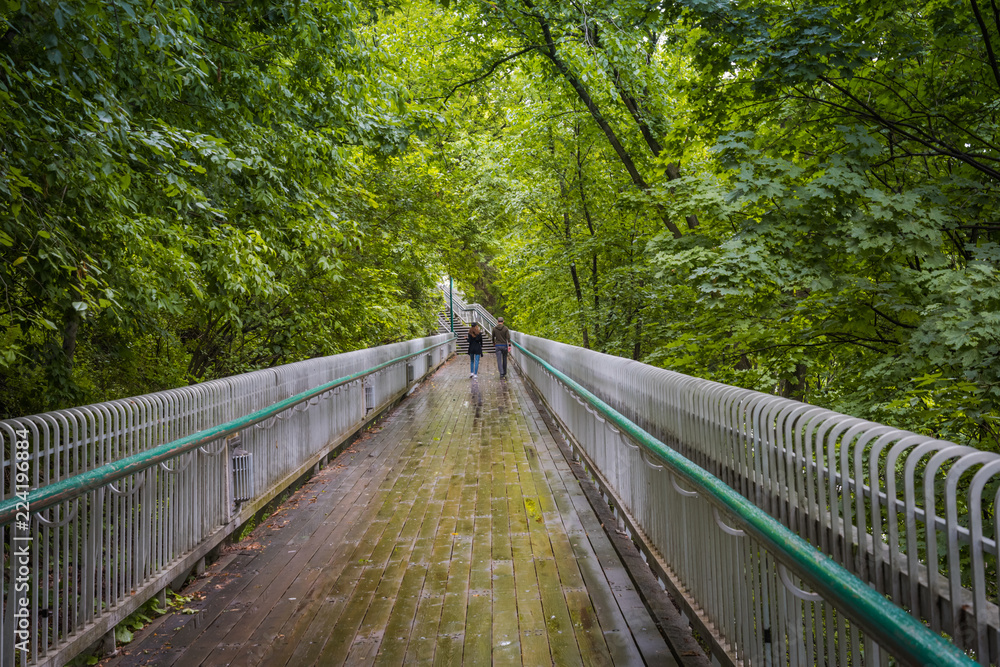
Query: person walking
492 316 511 378
467 322 484 378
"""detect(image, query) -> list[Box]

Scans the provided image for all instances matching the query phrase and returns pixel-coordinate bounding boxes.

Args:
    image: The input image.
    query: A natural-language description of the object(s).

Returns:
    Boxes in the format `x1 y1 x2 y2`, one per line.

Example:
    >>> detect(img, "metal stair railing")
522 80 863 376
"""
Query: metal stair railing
0 334 456 667
512 332 990 665
437 283 497 334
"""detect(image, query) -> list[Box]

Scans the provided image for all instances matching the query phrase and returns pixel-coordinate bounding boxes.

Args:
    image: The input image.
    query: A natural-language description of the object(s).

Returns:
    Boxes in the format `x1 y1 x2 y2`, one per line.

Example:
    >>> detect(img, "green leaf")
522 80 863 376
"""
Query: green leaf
115 626 133 644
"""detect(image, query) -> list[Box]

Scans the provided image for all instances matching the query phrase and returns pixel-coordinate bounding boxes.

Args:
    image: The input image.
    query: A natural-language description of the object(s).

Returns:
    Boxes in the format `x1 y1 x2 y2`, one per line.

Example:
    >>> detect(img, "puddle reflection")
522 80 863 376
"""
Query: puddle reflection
471 379 482 425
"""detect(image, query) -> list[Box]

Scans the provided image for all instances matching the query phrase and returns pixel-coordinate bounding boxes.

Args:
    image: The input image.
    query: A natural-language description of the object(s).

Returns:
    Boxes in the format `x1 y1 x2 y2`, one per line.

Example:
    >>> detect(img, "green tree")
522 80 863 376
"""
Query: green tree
0 0 444 415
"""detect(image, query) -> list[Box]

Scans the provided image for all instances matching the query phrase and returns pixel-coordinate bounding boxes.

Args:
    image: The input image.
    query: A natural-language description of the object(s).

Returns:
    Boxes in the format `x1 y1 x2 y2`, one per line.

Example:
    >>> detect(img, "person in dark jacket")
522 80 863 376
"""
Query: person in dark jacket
492 317 510 378
467 322 484 378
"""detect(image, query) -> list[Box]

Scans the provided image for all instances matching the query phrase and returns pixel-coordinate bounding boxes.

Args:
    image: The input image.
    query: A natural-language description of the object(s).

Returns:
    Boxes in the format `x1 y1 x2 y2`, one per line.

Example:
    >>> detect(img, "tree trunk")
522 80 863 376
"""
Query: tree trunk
559 166 591 349
62 307 80 369
591 252 601 348
530 8 684 239
569 261 590 348
632 312 643 361
779 363 809 402
576 139 602 348
592 26 700 231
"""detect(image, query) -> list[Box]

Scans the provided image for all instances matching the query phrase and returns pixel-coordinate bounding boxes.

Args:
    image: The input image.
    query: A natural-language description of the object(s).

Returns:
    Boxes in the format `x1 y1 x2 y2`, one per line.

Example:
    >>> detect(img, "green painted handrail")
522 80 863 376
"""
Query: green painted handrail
0 337 455 527
512 340 976 666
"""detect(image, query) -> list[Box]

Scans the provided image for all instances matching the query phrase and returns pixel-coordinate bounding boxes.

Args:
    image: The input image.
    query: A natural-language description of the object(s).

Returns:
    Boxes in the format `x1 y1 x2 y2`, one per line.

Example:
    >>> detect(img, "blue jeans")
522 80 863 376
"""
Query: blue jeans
470 354 481 374
495 345 508 375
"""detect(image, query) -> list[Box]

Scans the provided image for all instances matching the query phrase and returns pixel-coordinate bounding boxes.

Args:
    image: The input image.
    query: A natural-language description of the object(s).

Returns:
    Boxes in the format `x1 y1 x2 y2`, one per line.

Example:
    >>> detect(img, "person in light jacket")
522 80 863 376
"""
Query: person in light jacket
492 317 511 378
467 323 484 378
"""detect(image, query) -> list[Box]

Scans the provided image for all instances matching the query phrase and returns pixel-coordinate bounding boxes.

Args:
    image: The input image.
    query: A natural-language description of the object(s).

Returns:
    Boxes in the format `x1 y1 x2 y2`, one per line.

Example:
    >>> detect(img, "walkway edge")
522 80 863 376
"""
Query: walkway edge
517 369 713 667
54 355 454 667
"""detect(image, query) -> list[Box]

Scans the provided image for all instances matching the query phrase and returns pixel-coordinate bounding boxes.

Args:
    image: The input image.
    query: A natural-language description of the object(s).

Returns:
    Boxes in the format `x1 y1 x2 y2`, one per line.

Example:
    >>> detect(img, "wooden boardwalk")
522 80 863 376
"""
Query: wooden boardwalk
107 357 685 666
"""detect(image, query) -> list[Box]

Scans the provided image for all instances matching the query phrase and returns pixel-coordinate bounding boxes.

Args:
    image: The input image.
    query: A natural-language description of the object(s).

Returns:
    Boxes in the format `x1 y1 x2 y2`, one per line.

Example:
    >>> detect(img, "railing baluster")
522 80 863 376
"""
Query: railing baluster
0 334 456 666
511 332 980 666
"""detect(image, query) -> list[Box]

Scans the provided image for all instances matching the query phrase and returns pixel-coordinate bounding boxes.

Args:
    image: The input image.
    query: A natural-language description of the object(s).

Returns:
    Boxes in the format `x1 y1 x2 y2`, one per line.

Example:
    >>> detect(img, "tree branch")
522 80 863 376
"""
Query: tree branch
867 303 917 330
807 78 1000 181
525 1 684 239
440 47 537 105
991 0 1000 43
970 0 1000 89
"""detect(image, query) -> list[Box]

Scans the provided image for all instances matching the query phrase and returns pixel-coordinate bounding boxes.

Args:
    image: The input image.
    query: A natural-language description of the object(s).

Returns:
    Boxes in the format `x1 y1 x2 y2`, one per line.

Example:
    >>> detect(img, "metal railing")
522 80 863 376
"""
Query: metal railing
512 332 988 666
0 334 455 667
437 283 497 334
4 303 993 664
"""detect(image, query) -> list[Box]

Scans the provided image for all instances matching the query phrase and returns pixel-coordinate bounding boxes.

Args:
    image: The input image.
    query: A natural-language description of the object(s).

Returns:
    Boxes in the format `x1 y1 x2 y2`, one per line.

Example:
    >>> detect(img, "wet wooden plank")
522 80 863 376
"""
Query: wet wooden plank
530 442 617 667
429 478 477 666
367 399 468 665
332 467 436 665
346 492 436 663
397 444 461 663
535 556 584 667
490 444 513 563
462 430 494 666
318 401 462 665
258 503 402 663
156 420 414 667
517 377 681 666
276 403 455 665
110 408 409 666
492 557 521 665
568 480 676 665
283 507 401 663
108 360 683 667
214 441 422 667
511 529 549 664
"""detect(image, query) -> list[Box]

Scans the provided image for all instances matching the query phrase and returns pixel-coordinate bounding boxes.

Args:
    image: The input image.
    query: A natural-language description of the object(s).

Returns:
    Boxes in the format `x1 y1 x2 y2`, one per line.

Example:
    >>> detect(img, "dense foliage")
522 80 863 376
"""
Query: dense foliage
0 0 451 416
382 0 999 448
4 0 998 450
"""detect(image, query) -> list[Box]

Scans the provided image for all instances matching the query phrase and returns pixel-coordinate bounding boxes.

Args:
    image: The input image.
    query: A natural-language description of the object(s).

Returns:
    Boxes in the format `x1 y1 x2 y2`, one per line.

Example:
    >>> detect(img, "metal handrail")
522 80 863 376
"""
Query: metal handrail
0 334 456 667
513 339 977 666
511 332 1000 659
0 337 454 526
437 284 497 331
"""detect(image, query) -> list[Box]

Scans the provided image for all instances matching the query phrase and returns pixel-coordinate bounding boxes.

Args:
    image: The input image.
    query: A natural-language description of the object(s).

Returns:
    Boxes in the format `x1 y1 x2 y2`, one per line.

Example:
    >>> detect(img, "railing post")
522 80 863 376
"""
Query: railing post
449 276 454 332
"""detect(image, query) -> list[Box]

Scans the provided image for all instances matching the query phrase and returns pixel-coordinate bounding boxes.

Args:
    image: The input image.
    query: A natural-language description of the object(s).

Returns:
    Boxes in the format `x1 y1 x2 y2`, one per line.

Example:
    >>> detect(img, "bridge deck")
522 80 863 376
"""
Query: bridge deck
107 358 682 666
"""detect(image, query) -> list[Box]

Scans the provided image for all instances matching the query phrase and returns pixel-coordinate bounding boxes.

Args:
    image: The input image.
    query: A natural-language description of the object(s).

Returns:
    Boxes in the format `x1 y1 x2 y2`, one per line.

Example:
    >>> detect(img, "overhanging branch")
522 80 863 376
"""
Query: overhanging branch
440 46 537 105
